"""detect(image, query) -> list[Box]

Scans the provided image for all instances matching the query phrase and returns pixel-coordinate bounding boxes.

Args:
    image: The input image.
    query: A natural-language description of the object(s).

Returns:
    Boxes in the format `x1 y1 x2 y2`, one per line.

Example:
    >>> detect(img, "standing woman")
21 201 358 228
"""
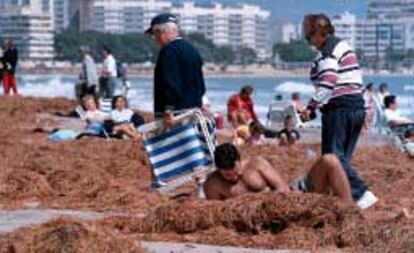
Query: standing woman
301 14 377 209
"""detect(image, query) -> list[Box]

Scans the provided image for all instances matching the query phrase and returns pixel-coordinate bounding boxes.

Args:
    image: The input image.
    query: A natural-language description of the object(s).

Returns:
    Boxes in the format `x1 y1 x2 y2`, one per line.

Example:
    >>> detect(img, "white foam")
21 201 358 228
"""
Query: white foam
274 81 314 94
19 75 75 98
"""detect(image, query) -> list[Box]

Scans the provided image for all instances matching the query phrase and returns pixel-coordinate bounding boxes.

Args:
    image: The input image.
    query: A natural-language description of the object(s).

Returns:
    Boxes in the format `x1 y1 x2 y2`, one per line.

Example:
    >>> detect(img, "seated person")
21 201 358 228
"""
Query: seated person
202 95 224 130
82 95 110 135
384 95 413 127
278 115 300 146
227 85 258 129
110 95 142 140
204 143 353 205
248 121 267 145
291 92 306 114
232 125 250 146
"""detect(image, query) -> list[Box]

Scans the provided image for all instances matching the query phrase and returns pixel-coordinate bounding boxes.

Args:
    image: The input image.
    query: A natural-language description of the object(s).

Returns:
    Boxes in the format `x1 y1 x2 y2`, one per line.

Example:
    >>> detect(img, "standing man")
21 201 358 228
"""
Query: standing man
145 13 205 125
302 14 377 209
2 39 18 96
99 46 117 98
76 46 98 102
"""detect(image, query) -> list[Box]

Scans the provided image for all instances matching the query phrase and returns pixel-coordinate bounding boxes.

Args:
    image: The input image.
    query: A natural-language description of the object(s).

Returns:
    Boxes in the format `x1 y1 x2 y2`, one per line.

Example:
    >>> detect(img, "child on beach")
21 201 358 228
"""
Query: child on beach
232 125 250 146
278 115 300 147
248 121 267 145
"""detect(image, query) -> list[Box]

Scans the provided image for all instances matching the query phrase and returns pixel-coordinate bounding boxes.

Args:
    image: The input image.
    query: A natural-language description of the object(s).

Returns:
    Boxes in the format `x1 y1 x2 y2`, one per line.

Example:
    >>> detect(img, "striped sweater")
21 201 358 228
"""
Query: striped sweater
308 35 365 111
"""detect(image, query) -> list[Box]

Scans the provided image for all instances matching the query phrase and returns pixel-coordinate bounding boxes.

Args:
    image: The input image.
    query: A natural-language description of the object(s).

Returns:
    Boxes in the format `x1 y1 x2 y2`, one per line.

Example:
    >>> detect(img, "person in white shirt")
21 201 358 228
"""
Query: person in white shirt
99 47 117 98
82 95 110 135
384 95 414 128
110 95 141 140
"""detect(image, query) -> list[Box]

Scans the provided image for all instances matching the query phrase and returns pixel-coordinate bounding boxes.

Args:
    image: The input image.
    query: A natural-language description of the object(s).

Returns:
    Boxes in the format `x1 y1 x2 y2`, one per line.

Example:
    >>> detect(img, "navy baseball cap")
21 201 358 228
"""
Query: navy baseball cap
145 13 178 35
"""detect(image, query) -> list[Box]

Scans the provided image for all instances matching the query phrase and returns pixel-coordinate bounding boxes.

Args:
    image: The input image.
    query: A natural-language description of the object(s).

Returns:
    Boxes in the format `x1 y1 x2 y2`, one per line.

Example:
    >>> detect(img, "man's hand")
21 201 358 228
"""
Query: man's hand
301 110 312 122
301 109 317 122
163 111 174 129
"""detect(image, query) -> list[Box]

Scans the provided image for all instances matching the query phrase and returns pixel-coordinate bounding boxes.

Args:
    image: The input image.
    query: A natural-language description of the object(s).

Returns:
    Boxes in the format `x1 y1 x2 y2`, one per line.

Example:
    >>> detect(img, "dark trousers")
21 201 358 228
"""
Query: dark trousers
322 108 368 201
99 76 116 98
75 83 97 102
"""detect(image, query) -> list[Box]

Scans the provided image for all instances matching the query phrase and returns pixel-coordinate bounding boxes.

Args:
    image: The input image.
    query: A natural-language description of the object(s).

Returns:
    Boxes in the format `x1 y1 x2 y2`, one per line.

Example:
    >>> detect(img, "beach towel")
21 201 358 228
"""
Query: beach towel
49 129 79 141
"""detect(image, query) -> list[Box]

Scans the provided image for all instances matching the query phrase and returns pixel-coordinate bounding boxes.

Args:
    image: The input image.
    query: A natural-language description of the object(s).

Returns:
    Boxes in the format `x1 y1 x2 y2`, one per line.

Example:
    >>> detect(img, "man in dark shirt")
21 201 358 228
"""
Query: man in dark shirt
146 14 205 125
2 40 18 96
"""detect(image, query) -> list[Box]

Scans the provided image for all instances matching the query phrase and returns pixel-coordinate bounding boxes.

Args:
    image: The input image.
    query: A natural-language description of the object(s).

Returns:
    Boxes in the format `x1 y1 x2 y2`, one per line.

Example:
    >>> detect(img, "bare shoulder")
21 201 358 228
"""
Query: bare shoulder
246 156 271 170
205 171 222 186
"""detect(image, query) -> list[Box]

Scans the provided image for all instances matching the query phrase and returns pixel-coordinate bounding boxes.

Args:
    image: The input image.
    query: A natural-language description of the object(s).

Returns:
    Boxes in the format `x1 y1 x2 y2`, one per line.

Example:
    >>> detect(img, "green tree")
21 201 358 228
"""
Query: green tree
273 40 316 62
55 29 238 64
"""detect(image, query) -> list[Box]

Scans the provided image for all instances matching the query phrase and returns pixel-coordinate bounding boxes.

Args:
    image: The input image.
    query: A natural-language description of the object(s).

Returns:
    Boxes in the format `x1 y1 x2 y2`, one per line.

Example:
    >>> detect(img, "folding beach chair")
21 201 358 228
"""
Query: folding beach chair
138 109 216 194
99 98 112 114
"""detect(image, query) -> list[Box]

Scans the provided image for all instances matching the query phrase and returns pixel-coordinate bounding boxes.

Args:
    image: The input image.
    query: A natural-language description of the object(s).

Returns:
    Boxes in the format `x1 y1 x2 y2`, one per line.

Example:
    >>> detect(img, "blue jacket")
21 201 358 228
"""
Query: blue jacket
154 38 205 116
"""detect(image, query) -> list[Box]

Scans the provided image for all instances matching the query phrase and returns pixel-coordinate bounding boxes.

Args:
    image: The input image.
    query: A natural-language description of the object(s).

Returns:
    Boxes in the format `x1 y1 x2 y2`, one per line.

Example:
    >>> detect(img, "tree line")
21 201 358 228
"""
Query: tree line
54 27 257 65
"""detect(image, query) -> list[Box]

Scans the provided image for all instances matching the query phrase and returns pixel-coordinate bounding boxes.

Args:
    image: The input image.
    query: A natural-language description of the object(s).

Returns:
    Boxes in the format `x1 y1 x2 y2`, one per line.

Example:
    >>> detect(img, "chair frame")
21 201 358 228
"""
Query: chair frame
138 109 216 194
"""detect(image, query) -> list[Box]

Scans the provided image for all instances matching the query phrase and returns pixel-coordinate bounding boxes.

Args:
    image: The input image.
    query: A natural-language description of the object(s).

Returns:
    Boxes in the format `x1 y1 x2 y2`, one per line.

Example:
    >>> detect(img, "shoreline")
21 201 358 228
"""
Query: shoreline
16 63 414 78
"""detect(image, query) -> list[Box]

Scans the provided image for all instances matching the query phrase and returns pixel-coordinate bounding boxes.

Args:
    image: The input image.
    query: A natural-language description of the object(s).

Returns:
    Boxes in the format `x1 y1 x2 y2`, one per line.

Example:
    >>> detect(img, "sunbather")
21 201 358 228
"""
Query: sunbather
82 95 110 135
110 95 142 140
204 143 357 207
384 95 414 128
278 115 300 146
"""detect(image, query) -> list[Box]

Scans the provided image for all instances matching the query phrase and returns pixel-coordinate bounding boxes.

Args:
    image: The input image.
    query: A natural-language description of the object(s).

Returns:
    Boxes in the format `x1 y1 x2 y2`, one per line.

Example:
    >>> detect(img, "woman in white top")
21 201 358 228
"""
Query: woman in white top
82 95 110 135
110 96 141 140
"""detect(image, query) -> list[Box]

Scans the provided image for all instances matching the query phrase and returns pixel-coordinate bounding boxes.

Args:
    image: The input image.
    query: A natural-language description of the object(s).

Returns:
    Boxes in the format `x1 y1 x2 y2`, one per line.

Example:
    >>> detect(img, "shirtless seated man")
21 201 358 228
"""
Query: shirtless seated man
204 143 353 204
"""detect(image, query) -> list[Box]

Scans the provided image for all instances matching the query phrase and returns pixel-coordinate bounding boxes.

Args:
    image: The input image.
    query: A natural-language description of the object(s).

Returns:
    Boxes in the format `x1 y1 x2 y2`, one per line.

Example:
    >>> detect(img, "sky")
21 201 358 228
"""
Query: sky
188 0 369 23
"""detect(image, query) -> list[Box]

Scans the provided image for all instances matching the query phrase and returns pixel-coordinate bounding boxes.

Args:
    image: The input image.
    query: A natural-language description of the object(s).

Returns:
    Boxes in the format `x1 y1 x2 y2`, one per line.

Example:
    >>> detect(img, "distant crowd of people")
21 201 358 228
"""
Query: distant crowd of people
226 85 301 147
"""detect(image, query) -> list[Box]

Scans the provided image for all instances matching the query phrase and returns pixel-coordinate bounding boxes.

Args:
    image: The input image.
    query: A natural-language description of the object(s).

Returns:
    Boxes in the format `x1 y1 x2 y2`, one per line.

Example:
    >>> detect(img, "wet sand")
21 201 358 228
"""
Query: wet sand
0 96 413 252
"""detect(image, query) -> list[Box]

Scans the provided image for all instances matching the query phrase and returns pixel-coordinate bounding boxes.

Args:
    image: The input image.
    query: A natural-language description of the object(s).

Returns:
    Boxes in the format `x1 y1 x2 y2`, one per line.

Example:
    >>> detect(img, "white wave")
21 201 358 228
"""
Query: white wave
404 85 414 92
274 81 314 94
19 76 75 98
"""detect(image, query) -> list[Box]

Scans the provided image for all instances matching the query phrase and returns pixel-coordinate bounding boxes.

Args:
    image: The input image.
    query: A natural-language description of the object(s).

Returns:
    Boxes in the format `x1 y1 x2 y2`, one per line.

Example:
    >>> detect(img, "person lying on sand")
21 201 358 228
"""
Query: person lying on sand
204 143 360 207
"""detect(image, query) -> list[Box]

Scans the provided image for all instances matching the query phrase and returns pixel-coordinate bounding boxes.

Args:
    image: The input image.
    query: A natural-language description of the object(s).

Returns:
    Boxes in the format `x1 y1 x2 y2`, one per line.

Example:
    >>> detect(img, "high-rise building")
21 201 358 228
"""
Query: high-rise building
88 0 171 34
83 0 270 58
173 2 270 58
280 23 301 43
332 12 357 49
0 0 54 61
52 0 70 31
73 0 94 31
365 0 414 58
368 0 414 20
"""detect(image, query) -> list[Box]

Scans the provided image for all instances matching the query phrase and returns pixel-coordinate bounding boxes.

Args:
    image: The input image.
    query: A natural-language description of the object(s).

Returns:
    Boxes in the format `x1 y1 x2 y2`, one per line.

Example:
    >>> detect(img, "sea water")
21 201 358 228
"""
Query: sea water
15 74 414 122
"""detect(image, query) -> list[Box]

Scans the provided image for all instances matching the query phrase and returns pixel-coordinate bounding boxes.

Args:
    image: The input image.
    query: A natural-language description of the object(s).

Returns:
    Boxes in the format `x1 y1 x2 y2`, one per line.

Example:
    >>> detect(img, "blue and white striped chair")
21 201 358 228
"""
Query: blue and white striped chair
138 109 216 194
99 98 112 114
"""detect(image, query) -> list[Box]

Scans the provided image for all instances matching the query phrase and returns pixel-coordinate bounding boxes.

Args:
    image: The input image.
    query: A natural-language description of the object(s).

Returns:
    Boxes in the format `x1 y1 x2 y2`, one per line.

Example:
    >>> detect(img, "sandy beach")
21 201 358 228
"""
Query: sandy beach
0 96 413 252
